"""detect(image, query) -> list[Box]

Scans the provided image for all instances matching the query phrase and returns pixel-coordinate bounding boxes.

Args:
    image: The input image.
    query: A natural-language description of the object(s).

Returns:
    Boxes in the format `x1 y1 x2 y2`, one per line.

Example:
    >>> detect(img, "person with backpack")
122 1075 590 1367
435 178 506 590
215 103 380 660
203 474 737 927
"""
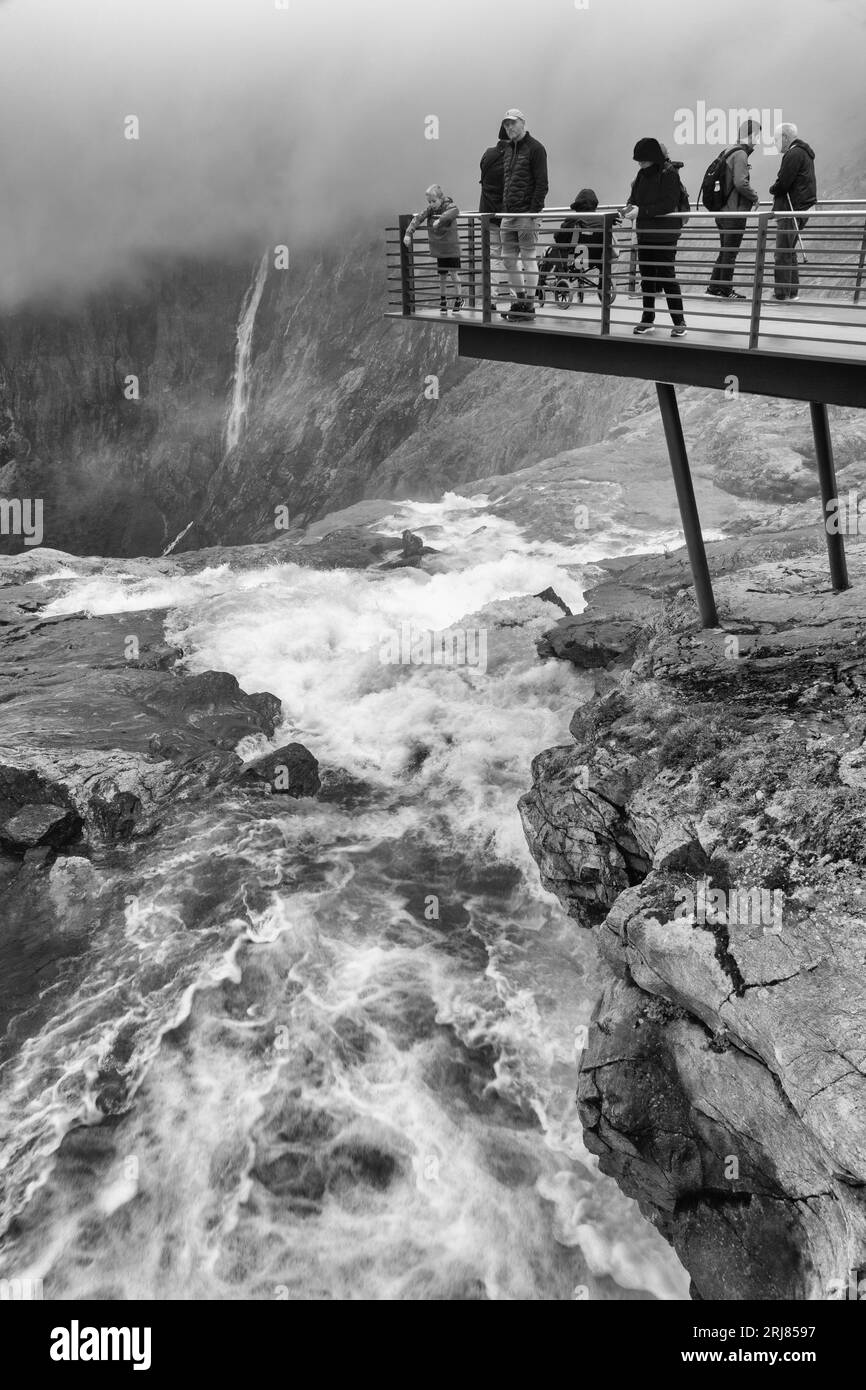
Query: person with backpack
619 137 688 337
479 123 510 301
497 108 549 322
403 184 465 315
704 119 761 300
770 123 817 302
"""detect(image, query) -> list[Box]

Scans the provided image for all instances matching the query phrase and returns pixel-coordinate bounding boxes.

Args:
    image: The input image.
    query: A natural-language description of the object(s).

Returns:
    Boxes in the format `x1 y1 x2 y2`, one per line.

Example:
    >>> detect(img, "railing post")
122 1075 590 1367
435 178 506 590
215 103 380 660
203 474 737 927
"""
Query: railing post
481 215 492 324
628 233 638 294
853 215 866 305
656 382 720 629
600 214 615 335
398 213 414 316
748 213 770 349
468 217 477 310
810 402 851 592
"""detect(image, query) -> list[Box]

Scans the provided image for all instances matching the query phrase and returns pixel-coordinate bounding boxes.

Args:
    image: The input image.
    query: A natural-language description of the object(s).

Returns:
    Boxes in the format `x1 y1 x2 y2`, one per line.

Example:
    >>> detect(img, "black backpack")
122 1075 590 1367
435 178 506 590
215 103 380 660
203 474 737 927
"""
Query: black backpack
699 145 748 211
665 160 692 226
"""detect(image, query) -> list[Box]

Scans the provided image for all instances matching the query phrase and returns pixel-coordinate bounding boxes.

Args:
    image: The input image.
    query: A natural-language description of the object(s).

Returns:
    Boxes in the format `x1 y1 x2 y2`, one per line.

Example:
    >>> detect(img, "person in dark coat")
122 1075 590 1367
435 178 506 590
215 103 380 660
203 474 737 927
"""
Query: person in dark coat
619 137 687 336
479 123 509 298
770 123 817 301
498 108 549 321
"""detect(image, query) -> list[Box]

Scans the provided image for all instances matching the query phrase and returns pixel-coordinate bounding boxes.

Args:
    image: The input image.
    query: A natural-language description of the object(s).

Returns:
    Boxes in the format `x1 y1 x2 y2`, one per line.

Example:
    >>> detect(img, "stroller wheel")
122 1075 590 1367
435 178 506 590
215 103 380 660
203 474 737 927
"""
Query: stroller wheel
554 279 573 308
597 285 617 305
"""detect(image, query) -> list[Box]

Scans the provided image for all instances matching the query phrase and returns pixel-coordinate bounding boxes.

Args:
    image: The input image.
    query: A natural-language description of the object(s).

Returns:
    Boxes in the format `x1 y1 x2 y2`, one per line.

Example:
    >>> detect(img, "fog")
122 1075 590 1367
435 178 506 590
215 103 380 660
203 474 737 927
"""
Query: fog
0 0 862 306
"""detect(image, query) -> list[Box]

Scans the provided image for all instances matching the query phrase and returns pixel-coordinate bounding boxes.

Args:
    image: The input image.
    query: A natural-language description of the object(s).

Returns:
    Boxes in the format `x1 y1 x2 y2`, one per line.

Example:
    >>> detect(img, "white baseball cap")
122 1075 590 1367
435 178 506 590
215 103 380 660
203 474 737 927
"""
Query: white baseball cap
503 108 526 122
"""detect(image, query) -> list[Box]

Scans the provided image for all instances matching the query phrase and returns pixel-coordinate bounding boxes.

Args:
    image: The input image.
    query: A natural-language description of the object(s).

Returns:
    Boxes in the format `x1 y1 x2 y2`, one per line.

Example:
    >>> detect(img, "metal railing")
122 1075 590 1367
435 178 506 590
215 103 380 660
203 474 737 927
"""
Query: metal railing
387 205 866 353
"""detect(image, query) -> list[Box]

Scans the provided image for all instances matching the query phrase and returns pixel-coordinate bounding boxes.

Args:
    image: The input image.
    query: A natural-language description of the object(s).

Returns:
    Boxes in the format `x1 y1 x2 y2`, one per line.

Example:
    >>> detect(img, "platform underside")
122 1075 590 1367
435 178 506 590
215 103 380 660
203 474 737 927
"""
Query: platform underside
389 299 866 406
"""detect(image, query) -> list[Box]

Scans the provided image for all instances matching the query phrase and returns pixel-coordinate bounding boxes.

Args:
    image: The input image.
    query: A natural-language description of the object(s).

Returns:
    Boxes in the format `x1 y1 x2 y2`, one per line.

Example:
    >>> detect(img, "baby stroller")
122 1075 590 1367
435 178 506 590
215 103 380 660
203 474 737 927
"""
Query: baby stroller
536 189 618 309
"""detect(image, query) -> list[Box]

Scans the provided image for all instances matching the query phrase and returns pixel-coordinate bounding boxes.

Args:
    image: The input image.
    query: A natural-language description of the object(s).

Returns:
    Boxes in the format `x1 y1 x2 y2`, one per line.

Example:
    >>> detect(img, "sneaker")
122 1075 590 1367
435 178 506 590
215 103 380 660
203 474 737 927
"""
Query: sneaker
633 321 656 335
705 288 723 297
452 298 465 314
723 291 747 301
789 294 800 302
507 299 536 322
440 299 449 315
671 325 688 338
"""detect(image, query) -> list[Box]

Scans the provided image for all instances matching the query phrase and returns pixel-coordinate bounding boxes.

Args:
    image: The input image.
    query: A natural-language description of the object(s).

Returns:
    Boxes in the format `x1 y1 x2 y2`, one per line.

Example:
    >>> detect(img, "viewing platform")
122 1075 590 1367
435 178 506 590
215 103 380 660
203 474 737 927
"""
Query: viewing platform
386 205 866 627
387 205 866 407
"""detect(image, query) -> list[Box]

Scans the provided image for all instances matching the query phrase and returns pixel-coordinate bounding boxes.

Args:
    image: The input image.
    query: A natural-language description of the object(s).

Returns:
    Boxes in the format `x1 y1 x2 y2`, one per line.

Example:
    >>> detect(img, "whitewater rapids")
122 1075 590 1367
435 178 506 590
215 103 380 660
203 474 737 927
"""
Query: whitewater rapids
0 493 693 1301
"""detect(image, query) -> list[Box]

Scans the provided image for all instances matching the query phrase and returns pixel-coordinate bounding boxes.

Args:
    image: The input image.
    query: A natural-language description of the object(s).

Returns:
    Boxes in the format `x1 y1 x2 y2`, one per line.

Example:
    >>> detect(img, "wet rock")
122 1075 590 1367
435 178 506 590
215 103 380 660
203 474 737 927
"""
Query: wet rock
241 743 321 799
523 531 866 1299
538 615 643 668
141 671 282 750
534 586 573 616
402 530 424 558
0 803 81 851
0 853 20 884
316 767 376 808
578 976 853 1300
127 642 182 672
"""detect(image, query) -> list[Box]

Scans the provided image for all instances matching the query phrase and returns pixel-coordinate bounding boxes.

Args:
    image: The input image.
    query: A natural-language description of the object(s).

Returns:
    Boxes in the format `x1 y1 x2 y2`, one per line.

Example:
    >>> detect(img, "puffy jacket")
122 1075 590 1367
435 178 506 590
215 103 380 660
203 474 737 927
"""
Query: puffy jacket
480 124 508 227
501 131 549 214
407 197 461 258
719 144 760 211
770 139 817 211
626 161 683 236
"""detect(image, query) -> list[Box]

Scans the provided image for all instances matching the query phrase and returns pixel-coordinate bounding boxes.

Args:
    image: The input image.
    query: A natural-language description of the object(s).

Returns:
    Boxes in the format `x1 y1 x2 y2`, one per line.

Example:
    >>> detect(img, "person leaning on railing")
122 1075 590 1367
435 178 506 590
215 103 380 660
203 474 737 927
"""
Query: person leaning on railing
619 137 688 338
770 123 817 303
403 184 466 315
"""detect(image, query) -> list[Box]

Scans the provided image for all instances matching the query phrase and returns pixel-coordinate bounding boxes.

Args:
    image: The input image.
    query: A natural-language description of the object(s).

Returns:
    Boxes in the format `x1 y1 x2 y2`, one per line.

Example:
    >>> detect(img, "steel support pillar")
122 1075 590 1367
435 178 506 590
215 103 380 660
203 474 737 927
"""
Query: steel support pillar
810 402 850 592
656 381 720 629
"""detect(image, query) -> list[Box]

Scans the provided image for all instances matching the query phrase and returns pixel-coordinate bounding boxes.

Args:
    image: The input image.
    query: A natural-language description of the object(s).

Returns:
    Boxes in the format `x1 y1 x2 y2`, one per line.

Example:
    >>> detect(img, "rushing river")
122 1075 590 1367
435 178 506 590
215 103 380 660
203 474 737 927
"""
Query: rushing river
0 493 691 1301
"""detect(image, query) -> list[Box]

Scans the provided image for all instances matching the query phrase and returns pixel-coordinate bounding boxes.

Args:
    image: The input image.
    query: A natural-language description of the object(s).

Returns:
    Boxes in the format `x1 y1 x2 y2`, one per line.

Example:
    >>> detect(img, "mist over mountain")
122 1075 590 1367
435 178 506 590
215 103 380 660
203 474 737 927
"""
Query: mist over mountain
0 0 863 310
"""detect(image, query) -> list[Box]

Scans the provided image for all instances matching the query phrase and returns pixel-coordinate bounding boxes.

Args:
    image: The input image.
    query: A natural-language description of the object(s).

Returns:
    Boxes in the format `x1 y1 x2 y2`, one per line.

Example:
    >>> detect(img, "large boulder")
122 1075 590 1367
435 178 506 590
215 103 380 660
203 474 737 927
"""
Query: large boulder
0 803 81 852
240 743 321 799
538 616 643 668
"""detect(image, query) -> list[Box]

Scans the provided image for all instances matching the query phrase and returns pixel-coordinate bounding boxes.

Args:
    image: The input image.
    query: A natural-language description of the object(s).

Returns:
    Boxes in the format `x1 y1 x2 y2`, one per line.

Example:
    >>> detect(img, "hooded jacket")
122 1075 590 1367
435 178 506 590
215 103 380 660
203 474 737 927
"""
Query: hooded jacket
501 130 549 214
406 196 461 259
770 139 817 211
626 140 683 236
479 124 508 226
551 189 604 262
718 143 760 212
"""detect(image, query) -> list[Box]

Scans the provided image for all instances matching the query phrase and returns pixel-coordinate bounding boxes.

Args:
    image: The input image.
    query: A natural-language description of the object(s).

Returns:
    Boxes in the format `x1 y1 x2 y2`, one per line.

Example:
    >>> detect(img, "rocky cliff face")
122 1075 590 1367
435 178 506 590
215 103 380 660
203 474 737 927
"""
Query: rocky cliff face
521 529 866 1300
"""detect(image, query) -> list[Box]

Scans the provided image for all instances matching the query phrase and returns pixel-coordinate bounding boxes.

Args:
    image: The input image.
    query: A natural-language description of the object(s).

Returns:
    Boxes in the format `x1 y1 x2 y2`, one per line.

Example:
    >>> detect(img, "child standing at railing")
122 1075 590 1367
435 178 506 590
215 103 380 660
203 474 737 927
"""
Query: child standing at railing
404 186 465 314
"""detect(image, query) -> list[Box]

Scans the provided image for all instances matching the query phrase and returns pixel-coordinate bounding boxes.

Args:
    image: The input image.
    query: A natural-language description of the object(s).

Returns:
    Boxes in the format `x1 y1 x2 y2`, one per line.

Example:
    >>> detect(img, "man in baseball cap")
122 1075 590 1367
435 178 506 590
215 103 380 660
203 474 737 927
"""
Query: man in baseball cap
498 108 549 321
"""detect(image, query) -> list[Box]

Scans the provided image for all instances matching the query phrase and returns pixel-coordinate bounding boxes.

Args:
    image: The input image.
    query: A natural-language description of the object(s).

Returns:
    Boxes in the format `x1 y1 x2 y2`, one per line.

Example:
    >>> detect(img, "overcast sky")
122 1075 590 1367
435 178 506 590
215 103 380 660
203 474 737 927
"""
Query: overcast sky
0 0 862 306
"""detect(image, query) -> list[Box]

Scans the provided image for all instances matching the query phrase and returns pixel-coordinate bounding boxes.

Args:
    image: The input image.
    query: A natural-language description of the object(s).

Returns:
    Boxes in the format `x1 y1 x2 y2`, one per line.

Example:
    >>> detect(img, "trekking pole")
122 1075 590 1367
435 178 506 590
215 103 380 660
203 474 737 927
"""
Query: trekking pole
787 195 808 264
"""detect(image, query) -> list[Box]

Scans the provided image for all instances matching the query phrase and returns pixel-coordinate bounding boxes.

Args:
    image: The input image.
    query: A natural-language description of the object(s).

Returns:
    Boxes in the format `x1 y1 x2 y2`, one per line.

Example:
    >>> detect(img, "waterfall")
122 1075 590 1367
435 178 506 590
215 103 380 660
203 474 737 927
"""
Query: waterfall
224 251 270 453
162 520 195 557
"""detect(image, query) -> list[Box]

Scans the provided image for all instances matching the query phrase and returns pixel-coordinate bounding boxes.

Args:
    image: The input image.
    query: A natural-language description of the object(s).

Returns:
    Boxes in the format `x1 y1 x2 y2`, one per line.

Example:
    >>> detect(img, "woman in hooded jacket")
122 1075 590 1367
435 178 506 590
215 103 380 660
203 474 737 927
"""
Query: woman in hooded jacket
619 138 687 337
